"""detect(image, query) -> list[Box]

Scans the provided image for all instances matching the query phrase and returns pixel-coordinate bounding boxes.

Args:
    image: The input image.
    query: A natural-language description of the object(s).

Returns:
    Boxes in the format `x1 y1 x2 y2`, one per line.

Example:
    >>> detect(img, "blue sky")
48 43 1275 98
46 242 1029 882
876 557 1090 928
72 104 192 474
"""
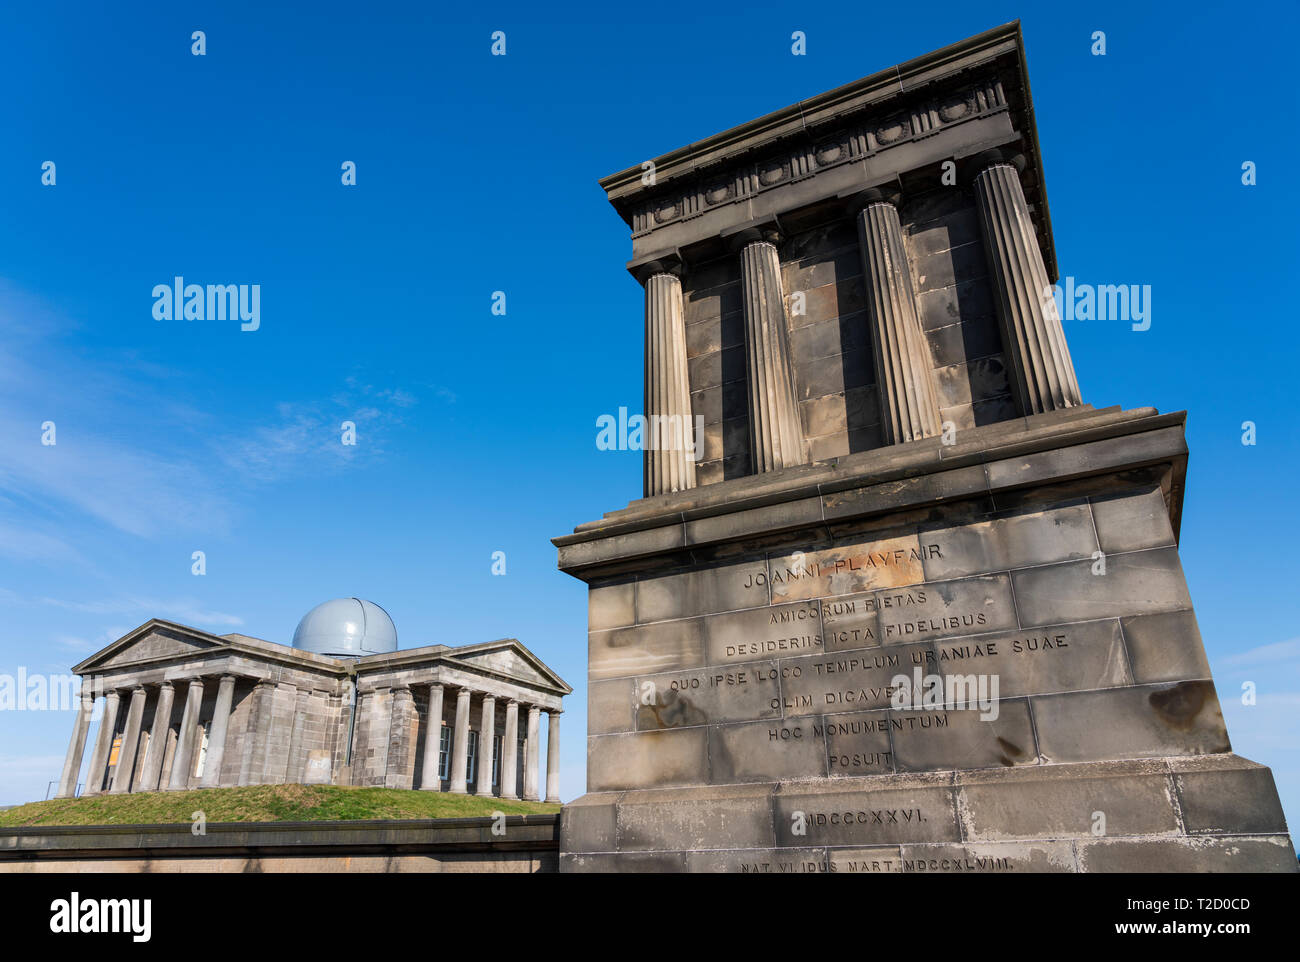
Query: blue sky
1 0 1297 832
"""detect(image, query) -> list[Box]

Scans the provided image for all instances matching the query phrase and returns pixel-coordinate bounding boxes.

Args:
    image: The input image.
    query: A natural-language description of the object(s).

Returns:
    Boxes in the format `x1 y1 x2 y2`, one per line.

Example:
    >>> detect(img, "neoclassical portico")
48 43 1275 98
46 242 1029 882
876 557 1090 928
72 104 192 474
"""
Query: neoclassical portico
615 30 1082 497
59 615 569 800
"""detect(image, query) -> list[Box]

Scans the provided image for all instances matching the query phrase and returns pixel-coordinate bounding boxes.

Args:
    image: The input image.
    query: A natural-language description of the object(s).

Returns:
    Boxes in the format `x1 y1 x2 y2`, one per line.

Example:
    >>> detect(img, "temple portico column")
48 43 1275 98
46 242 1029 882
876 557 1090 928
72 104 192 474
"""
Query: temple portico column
110 687 148 793
852 191 943 443
419 683 445 790
544 710 561 803
448 687 472 794
524 705 541 801
139 681 174 791
500 700 520 800
199 674 237 788
167 677 204 790
971 154 1082 414
476 695 496 795
84 688 121 796
56 688 96 798
736 228 806 472
639 262 697 496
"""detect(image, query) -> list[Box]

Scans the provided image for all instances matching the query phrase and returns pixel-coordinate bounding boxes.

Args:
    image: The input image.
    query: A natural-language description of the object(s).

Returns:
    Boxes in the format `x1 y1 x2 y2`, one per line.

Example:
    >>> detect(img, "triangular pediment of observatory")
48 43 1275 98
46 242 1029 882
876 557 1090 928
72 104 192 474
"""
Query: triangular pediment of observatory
77 621 223 672
450 641 557 689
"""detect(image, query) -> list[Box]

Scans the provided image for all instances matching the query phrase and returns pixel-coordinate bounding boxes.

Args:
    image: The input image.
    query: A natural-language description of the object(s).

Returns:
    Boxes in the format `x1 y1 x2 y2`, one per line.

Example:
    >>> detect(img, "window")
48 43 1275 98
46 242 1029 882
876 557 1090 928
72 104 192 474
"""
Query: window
467 731 479 785
437 725 450 780
492 734 503 787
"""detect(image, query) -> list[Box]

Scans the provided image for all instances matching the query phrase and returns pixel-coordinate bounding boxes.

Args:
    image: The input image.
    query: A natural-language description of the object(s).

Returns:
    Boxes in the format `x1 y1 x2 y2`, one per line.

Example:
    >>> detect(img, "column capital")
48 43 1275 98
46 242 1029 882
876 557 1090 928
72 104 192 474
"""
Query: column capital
841 182 903 215
428 682 444 693
156 680 174 691
629 250 683 284
723 221 782 252
963 147 1026 186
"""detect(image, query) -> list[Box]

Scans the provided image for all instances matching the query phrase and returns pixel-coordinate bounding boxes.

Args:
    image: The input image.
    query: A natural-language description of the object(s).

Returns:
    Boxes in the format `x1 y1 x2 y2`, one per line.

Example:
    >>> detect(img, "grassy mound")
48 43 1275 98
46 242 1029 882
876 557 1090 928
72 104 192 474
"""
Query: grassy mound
0 784 560 827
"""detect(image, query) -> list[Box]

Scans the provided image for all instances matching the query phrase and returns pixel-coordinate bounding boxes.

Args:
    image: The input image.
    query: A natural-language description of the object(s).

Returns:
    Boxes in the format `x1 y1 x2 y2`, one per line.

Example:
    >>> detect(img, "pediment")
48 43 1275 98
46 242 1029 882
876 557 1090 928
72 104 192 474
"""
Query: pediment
78 623 223 672
448 642 569 692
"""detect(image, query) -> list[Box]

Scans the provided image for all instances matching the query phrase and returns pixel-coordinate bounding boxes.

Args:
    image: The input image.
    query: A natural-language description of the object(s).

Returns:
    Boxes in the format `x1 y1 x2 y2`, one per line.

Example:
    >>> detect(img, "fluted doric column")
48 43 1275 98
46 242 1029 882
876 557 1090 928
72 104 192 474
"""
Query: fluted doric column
737 229 805 472
544 710 561 803
854 195 943 442
448 687 472 794
110 687 148 793
167 677 204 790
139 681 174 791
199 674 237 788
972 157 1082 414
642 266 697 496
84 688 121 796
419 683 444 790
524 705 541 801
476 695 496 795
500 700 520 800
57 689 96 798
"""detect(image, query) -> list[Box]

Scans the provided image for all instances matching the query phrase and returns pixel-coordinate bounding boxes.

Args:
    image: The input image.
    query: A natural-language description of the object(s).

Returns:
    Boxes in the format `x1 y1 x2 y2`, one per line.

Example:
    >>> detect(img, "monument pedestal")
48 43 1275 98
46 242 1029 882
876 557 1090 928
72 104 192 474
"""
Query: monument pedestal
555 407 1296 872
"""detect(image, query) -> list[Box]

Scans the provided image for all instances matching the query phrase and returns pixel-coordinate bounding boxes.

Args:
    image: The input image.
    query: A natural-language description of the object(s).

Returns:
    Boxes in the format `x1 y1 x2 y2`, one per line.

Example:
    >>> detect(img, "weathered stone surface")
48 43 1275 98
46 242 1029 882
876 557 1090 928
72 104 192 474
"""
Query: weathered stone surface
1173 761 1290 835
588 619 705 680
587 729 708 792
618 784 774 851
636 561 770 621
773 780 960 846
889 700 1037 772
872 574 1017 645
635 663 782 730
1012 548 1192 626
709 718 828 782
588 582 635 632
686 847 834 873
958 760 1180 840
588 678 635 735
1090 487 1176 553
1032 682 1230 762
703 599 825 663
921 502 1098 580
1077 835 1298 873
932 619 1129 697
1121 610 1210 683
895 841 1076 873
778 643 931 717
768 533 928 601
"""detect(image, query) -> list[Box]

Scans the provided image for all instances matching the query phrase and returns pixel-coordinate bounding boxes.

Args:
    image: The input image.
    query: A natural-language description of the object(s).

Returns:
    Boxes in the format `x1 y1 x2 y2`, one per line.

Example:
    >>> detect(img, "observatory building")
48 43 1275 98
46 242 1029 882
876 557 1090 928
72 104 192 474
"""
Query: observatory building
56 599 570 801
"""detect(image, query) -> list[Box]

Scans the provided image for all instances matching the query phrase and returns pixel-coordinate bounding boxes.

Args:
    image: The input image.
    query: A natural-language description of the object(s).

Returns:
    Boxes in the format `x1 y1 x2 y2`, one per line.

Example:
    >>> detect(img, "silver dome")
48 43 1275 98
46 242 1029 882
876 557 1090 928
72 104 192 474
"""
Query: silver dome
291 598 397 657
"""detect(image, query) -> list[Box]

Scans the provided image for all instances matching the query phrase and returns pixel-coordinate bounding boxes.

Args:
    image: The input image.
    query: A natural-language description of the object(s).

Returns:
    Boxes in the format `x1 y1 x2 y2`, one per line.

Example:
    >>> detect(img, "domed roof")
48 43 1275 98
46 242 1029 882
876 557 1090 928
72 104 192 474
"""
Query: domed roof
292 598 397 657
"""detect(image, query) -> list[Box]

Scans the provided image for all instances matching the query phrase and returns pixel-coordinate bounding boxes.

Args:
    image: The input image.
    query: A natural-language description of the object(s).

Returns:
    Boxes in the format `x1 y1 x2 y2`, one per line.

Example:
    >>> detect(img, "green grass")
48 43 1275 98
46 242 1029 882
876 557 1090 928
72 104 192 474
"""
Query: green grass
0 784 560 827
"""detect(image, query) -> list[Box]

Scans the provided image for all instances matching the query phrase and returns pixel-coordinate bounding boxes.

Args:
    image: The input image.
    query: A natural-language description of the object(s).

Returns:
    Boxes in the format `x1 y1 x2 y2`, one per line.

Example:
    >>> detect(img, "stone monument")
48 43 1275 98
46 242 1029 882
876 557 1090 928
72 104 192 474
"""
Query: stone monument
554 22 1296 872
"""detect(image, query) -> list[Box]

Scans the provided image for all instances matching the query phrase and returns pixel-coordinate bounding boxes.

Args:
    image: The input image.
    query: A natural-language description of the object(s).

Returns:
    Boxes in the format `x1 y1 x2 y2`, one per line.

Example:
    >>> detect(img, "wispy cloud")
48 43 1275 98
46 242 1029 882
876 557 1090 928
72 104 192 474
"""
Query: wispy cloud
1220 637 1300 668
0 280 419 546
0 588 243 629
